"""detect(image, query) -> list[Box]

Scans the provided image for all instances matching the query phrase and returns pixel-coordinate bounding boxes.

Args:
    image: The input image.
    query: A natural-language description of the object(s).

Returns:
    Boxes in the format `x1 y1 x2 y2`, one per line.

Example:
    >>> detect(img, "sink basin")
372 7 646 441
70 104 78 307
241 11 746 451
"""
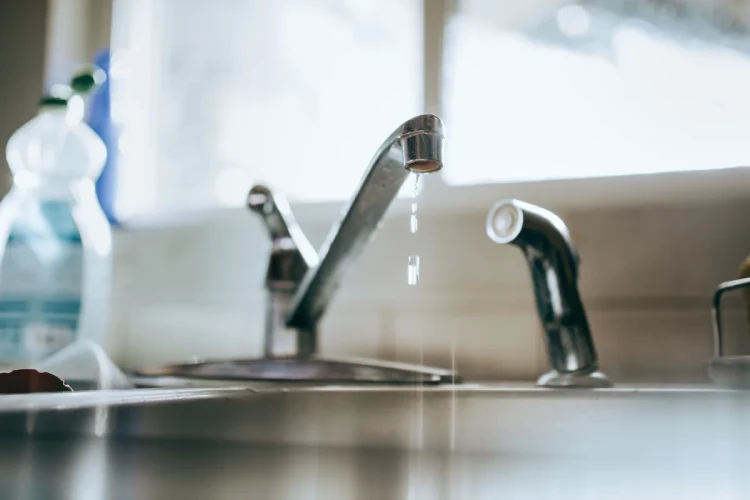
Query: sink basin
132 356 458 385
1 385 749 499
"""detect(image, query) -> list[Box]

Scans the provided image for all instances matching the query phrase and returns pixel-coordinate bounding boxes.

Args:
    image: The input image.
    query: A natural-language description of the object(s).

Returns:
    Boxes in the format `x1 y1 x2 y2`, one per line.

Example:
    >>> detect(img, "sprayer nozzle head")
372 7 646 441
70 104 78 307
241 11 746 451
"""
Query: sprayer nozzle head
487 200 524 244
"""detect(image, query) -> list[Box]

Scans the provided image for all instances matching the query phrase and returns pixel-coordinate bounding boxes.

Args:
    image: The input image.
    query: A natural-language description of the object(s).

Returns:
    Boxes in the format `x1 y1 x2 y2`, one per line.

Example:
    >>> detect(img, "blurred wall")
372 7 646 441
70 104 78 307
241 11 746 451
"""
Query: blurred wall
110 197 750 385
0 0 49 196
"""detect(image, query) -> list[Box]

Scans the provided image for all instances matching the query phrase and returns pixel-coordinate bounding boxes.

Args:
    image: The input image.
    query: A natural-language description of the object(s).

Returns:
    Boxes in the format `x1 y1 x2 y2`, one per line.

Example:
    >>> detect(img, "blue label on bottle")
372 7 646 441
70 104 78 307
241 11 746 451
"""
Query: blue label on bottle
0 201 83 362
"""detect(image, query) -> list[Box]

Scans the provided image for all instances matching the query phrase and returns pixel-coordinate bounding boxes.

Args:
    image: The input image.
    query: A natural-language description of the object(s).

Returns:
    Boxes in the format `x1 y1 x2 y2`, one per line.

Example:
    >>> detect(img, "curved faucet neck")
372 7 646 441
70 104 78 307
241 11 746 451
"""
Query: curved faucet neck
285 114 445 330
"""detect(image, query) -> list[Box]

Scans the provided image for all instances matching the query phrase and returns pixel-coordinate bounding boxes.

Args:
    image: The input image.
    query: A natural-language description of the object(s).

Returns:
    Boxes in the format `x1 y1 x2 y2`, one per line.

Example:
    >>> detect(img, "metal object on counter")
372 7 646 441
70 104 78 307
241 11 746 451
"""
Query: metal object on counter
709 277 750 388
486 199 611 388
135 114 454 385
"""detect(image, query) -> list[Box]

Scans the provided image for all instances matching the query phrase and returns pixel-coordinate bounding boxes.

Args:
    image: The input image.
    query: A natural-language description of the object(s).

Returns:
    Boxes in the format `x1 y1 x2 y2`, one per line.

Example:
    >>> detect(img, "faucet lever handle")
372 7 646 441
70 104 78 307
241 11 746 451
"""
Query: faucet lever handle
248 185 295 242
247 185 319 284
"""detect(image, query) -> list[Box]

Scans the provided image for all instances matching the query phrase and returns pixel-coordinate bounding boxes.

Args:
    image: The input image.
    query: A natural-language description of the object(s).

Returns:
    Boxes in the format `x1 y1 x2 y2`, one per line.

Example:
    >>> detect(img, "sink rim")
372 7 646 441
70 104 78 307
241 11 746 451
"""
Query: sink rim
0 382 744 414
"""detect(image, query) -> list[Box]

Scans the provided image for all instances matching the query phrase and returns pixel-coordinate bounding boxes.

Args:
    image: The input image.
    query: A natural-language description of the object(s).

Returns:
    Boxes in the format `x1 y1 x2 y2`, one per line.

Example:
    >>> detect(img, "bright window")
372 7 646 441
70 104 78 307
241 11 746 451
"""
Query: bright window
443 2 750 185
111 0 750 216
111 0 422 217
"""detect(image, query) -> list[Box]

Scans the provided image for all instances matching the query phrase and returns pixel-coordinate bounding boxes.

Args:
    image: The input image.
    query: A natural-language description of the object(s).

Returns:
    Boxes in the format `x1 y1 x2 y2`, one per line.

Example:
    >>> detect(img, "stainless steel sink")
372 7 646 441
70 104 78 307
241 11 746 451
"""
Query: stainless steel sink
132 357 458 385
2 385 749 499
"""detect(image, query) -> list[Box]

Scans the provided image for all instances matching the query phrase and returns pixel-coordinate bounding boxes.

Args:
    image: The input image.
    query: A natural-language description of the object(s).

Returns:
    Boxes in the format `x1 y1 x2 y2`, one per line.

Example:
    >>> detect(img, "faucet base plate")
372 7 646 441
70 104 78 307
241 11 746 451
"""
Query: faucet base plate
537 370 612 389
133 356 459 386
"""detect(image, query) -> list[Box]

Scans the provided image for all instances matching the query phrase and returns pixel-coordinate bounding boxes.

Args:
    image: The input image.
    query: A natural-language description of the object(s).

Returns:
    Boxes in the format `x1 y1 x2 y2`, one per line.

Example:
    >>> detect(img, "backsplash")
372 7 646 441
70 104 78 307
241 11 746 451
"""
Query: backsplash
110 199 750 384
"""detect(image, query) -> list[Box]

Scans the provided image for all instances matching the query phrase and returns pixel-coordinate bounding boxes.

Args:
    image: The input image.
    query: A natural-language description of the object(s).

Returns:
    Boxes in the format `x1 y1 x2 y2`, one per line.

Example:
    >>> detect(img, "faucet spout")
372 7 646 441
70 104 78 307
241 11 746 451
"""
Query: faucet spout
487 199 611 388
286 114 445 330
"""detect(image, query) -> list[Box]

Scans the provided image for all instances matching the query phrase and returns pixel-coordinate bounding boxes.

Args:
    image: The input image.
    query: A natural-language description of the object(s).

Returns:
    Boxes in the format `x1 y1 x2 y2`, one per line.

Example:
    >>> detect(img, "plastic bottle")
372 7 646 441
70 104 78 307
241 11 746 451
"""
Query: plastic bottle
0 67 112 368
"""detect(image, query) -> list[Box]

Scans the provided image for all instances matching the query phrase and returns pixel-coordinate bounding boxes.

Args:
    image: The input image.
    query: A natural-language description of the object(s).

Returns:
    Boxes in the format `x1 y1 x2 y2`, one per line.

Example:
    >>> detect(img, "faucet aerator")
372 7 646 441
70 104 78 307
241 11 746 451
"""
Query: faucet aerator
406 159 441 174
400 128 444 173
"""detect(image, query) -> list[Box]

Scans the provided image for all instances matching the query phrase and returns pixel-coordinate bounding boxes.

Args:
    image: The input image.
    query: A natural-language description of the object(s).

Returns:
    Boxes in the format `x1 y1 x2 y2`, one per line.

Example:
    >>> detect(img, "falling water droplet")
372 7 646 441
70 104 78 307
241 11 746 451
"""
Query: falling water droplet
410 176 419 234
408 174 421 285
407 173 424 497
408 255 420 286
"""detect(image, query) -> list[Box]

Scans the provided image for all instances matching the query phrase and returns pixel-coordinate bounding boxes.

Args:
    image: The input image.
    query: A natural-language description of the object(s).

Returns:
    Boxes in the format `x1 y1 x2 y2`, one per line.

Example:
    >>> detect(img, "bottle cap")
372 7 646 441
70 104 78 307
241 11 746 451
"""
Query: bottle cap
38 95 69 108
37 65 107 109
70 65 106 95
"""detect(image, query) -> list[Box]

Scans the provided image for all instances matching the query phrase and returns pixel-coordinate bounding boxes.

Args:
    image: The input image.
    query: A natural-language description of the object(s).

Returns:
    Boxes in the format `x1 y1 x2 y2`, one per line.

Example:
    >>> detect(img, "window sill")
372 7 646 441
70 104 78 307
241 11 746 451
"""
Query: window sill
117 166 750 231
427 166 750 214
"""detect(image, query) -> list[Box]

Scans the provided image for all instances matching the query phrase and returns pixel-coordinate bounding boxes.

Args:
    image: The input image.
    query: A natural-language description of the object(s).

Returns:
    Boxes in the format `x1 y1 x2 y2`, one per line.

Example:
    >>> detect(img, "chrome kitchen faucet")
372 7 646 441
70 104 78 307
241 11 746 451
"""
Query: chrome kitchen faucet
134 114 456 385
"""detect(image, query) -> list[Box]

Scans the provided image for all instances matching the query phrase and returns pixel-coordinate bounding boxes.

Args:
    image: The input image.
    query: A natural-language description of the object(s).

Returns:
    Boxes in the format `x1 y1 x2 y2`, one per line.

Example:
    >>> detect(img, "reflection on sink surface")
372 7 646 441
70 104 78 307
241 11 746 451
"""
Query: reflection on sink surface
1 437 745 500
1 384 749 499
